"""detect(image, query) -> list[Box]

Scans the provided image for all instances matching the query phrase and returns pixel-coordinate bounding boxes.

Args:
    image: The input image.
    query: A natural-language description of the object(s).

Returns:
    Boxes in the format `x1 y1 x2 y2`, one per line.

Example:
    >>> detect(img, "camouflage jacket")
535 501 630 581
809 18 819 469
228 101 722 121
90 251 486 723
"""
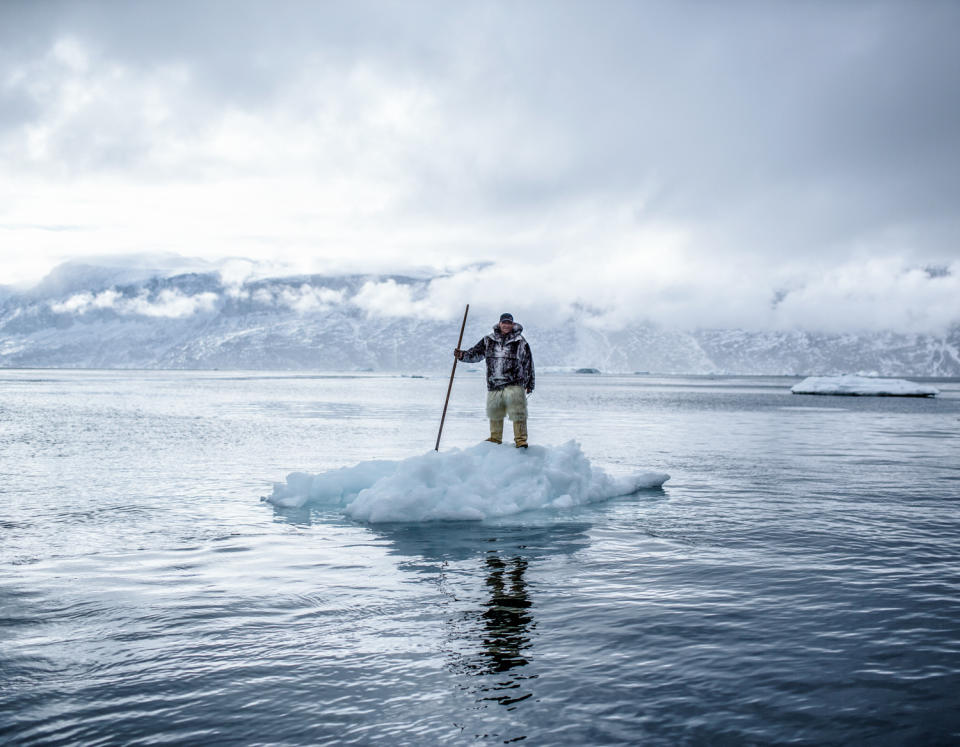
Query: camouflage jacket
461 323 535 392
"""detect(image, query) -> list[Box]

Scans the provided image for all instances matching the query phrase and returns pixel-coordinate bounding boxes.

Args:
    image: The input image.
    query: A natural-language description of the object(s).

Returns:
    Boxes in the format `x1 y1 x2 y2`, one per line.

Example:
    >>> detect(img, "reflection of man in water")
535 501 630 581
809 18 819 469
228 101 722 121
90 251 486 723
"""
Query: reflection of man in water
480 553 534 679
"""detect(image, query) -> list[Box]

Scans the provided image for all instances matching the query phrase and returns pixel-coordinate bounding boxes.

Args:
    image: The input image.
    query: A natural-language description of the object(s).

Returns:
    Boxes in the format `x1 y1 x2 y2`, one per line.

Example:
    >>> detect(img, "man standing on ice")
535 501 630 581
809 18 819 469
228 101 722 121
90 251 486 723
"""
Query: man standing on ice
454 313 535 448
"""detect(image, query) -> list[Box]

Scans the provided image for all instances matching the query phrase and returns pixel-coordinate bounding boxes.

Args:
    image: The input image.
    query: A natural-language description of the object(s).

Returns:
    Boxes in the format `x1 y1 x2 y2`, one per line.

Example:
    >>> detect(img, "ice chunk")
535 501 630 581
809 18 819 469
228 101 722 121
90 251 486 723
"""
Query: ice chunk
791 375 939 397
266 460 399 508
263 441 669 522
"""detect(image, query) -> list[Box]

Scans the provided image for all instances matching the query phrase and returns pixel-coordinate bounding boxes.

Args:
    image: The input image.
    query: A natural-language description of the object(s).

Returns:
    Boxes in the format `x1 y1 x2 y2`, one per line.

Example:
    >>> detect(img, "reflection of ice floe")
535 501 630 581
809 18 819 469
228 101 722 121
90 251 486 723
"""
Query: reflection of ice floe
372 521 594 566
264 440 669 523
791 375 939 397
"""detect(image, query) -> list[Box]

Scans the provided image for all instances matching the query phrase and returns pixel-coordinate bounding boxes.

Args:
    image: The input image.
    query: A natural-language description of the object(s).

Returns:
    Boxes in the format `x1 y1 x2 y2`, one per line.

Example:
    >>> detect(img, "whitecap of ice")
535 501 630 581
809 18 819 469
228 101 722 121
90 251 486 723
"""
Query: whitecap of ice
264 441 669 523
791 375 939 397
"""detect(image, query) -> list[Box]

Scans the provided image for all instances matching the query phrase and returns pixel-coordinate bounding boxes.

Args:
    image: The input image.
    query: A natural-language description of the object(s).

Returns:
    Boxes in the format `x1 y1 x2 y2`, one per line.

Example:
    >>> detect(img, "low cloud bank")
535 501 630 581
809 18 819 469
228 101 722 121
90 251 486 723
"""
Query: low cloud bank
346 257 960 335
37 254 960 335
245 284 345 312
50 288 218 318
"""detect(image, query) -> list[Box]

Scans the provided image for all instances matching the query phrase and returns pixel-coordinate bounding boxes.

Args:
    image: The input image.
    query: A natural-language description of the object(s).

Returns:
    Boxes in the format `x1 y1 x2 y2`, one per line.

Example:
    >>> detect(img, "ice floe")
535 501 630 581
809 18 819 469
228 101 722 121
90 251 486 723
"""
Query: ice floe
791 375 939 397
264 440 669 522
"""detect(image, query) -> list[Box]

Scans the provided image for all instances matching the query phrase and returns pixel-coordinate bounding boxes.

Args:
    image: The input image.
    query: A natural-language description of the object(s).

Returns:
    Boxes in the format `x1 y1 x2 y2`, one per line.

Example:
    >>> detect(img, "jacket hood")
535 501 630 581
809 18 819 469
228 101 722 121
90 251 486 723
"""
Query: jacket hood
491 321 524 340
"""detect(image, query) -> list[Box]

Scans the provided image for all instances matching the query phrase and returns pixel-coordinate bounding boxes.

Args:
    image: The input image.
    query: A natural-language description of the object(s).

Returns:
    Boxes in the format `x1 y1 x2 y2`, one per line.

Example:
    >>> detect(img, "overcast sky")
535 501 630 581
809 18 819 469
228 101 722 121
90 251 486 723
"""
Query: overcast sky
1 0 958 333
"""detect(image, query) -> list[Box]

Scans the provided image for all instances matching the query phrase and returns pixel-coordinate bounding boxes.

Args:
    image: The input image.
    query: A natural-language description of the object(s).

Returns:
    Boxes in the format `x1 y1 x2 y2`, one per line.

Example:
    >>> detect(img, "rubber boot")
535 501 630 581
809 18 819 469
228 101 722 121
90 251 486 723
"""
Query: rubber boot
513 419 528 448
486 419 503 444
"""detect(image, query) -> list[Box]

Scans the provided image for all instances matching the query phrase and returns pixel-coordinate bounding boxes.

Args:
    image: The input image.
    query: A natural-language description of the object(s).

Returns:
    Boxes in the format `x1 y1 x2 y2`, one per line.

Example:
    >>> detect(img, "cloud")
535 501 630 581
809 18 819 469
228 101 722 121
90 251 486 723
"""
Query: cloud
2 1 959 333
50 288 219 318
275 284 345 312
50 288 119 313
218 258 255 287
351 279 441 319
247 283 345 312
771 259 960 334
126 289 219 318
39 251 960 334
358 254 960 335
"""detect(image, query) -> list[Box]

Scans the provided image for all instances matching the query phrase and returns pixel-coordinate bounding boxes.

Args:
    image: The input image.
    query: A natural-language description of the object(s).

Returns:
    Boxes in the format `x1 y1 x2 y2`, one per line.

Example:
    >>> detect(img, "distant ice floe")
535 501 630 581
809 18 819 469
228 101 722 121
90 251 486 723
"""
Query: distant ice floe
791 375 939 397
264 440 669 523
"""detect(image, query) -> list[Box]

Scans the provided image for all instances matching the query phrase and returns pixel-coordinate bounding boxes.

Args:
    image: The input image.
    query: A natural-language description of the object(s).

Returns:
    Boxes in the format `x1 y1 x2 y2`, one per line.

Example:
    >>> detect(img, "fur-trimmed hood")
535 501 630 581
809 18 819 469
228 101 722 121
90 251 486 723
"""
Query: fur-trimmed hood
490 321 524 342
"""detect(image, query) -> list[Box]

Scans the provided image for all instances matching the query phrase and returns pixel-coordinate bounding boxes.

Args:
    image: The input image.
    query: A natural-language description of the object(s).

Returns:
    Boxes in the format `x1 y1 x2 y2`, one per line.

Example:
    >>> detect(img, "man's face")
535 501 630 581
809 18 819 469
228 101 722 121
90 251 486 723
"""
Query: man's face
499 320 514 335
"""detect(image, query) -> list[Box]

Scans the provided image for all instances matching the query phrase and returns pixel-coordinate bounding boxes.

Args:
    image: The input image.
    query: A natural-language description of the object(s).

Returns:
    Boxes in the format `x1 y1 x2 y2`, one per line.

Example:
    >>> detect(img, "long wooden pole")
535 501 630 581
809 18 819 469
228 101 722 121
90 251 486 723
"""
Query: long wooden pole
436 304 469 451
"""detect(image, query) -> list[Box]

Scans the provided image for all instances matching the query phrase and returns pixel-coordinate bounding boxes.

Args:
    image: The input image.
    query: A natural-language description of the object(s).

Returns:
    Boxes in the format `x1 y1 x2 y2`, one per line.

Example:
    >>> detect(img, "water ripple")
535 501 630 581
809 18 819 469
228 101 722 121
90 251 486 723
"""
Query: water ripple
3 371 960 743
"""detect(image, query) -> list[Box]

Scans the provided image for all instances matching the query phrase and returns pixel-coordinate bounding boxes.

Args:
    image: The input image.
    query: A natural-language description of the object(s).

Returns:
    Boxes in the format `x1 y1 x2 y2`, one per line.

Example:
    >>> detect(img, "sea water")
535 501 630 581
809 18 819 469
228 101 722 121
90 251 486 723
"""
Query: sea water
1 369 959 744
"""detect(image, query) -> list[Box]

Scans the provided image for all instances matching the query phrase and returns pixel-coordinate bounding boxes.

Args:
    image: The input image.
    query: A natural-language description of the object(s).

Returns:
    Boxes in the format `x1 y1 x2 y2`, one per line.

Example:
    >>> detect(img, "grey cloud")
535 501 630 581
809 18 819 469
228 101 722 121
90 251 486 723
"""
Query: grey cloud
6 2 958 216
2 0 958 329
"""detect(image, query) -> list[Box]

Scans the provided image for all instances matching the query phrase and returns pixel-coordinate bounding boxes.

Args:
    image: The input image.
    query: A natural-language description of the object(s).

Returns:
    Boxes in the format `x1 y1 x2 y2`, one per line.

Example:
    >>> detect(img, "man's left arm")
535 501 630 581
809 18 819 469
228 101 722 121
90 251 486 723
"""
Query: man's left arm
522 340 535 393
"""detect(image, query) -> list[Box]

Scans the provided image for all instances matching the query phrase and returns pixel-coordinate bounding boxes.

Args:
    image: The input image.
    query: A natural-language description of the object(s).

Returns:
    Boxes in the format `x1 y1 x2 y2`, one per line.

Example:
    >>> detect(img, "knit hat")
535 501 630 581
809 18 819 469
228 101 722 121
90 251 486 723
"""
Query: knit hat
499 313 514 322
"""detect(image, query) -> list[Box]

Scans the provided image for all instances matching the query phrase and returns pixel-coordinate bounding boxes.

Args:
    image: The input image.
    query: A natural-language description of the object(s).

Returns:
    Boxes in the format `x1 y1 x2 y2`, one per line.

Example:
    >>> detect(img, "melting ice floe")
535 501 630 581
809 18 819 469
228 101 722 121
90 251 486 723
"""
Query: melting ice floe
264 440 670 523
791 375 939 397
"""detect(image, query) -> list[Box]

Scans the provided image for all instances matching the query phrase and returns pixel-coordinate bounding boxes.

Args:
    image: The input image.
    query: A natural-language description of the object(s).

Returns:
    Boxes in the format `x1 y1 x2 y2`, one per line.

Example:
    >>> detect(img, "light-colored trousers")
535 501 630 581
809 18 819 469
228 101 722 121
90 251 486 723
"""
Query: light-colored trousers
486 385 528 421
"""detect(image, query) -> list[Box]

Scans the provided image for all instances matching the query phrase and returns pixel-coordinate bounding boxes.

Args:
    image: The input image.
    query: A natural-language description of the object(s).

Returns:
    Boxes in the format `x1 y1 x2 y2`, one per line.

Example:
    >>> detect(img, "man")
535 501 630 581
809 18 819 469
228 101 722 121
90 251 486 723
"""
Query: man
455 313 535 448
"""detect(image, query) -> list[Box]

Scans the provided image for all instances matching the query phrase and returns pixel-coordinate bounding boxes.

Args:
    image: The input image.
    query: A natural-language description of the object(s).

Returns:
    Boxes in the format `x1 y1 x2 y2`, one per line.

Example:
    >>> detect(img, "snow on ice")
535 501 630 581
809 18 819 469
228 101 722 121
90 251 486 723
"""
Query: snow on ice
791 375 939 397
264 440 669 522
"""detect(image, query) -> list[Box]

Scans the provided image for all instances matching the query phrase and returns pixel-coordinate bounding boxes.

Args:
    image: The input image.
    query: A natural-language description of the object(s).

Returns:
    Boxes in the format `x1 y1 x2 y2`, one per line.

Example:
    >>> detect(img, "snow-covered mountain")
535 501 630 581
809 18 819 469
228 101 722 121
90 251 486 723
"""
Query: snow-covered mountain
2 262 958 376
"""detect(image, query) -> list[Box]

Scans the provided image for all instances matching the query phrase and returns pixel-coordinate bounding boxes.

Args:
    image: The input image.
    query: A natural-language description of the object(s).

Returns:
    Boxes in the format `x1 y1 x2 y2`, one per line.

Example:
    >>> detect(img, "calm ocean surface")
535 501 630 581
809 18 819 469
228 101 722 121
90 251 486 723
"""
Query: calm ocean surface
2 369 959 745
